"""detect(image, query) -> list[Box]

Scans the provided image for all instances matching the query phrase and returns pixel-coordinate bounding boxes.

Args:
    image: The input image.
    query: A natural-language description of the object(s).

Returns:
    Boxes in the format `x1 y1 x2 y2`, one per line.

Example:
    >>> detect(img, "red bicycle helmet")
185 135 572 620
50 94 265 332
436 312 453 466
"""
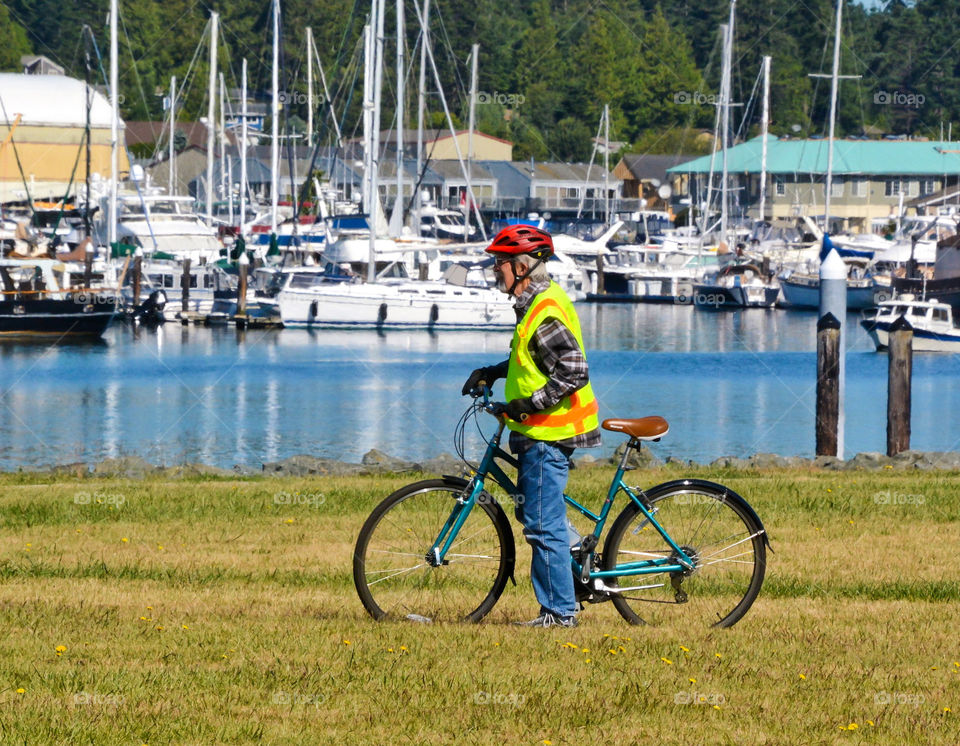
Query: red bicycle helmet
485 225 554 259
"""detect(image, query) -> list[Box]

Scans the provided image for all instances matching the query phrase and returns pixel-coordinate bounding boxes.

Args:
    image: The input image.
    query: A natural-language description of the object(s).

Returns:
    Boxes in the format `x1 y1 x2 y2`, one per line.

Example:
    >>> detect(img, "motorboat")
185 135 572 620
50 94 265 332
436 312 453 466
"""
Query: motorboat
779 257 891 310
692 262 779 309
860 296 960 352
0 258 118 339
97 194 222 263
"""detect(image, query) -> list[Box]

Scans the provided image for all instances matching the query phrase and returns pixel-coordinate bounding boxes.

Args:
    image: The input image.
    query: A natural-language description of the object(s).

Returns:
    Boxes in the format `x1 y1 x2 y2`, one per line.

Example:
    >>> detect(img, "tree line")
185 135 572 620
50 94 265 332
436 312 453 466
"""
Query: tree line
1 0 957 162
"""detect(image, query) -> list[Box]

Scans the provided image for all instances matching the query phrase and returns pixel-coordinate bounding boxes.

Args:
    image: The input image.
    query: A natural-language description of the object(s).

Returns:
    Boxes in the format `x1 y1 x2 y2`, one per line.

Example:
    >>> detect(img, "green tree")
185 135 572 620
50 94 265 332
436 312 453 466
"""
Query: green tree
0 5 31 71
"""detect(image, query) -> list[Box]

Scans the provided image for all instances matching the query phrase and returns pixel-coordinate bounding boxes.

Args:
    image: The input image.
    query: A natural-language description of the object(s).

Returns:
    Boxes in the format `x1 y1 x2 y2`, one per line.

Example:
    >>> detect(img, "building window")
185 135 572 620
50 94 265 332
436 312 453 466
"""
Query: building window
921 179 938 196
831 178 844 198
907 181 919 197
853 178 867 198
775 177 785 196
885 180 902 197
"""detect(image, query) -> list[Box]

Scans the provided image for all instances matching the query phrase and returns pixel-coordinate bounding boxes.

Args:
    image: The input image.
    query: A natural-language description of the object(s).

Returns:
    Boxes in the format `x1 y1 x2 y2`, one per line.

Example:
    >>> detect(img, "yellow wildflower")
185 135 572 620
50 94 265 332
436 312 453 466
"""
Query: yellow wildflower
661 657 672 664
16 688 25 694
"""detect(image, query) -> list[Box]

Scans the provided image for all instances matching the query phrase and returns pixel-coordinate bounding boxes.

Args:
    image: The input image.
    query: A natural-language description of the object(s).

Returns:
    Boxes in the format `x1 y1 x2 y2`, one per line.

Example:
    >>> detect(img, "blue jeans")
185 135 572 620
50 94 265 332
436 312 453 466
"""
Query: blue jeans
515 441 577 618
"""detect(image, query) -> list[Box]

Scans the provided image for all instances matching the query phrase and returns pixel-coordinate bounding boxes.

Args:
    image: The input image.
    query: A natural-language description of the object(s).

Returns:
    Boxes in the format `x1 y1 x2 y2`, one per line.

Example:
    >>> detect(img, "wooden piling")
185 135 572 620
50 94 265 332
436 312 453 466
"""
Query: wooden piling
237 261 248 317
887 315 913 457
181 258 191 314
595 254 605 295
82 238 94 288
132 255 143 307
816 312 841 457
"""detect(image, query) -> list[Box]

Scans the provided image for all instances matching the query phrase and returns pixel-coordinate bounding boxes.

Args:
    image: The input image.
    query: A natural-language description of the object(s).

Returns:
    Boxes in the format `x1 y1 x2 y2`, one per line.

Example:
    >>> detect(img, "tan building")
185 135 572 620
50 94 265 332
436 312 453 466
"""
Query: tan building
0 73 129 202
351 129 513 162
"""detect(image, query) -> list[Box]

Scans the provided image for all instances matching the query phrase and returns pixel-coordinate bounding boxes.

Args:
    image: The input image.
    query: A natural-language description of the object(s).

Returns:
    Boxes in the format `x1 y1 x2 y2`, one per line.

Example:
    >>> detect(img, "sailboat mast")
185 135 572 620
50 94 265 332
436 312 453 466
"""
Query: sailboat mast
240 59 248 236
603 103 610 225
205 12 218 227
396 0 405 227
84 38 92 238
415 0 430 229
108 0 118 249
759 56 770 222
271 0 280 234
824 0 843 232
720 3 735 249
466 43 478 239
169 75 176 196
307 27 313 148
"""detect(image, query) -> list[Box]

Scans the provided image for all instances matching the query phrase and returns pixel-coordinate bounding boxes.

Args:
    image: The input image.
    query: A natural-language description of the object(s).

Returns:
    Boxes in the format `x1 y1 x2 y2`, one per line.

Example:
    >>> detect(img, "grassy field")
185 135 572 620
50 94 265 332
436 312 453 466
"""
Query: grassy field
0 464 958 745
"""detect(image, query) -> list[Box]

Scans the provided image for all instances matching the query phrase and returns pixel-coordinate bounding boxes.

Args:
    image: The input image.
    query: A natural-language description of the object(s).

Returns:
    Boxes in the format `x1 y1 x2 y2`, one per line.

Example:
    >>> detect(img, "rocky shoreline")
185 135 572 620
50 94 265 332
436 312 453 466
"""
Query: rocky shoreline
13 447 960 479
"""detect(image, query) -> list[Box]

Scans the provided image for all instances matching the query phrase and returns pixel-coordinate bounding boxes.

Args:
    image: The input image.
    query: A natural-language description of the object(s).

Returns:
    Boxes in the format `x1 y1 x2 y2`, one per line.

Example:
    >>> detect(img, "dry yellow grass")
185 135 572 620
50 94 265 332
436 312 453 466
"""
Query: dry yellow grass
0 467 957 744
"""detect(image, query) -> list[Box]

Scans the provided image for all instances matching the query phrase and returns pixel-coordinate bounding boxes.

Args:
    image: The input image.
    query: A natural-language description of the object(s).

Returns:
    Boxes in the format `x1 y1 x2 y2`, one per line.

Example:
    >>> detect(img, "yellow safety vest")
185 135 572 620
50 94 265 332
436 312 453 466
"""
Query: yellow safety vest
504 282 599 441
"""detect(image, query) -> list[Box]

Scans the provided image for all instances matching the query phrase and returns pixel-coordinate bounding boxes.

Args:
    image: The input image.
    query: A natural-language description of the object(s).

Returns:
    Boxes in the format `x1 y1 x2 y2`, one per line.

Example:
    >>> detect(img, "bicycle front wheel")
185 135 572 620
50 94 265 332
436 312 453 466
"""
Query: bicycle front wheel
353 478 513 623
602 480 766 628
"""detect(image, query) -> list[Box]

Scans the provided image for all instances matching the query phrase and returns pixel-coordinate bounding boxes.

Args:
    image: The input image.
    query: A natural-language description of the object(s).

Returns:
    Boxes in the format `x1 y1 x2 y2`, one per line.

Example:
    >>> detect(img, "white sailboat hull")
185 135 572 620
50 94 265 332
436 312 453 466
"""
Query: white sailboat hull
278 280 515 329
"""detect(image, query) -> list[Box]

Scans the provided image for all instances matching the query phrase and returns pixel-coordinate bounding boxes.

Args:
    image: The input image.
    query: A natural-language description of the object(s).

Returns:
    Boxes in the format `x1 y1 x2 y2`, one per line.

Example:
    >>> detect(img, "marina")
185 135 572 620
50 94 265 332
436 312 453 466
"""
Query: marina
1 304 958 472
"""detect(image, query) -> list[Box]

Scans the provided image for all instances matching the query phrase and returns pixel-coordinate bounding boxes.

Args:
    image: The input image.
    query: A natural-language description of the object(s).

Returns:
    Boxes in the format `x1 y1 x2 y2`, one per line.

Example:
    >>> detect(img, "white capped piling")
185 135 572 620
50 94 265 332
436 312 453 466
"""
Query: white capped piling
819 248 847 457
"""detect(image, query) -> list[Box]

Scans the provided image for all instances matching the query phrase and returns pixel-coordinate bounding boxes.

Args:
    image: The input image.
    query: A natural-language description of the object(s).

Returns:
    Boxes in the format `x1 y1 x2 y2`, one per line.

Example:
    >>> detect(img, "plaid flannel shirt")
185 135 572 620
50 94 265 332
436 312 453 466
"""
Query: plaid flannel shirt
494 278 602 454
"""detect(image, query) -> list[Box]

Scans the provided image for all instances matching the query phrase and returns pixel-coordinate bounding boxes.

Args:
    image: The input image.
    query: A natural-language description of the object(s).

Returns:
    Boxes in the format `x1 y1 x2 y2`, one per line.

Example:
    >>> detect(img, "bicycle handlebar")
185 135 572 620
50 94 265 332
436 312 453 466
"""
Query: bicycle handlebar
472 385 528 423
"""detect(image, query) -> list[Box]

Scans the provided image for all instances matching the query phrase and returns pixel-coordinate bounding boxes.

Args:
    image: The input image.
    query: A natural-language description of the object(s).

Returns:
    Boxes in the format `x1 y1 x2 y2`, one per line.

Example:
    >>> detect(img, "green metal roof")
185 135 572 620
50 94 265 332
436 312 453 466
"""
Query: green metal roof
666 135 960 176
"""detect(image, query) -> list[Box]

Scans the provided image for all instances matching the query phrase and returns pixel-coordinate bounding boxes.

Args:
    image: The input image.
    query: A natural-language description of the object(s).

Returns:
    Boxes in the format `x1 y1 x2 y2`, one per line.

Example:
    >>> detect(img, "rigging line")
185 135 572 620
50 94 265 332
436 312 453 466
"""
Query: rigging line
432 4 470 109
117 2 152 122
734 66 763 143
0 94 35 220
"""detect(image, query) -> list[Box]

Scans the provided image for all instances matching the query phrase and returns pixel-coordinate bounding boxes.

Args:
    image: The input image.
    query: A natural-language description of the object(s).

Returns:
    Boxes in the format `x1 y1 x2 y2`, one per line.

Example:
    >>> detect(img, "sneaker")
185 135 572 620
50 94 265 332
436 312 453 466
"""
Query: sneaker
514 612 578 628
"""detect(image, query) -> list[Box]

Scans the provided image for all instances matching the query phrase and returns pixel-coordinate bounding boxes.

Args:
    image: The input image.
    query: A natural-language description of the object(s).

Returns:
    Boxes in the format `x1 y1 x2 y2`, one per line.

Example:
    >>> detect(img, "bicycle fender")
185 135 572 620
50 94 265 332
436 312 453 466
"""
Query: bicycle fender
643 478 772 550
441 475 518 584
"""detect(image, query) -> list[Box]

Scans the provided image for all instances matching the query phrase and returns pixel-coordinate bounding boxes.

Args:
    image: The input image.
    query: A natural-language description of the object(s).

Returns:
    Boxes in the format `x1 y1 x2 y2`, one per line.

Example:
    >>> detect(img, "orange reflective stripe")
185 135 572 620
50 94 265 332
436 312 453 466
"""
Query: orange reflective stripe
523 395 598 428
521 298 569 336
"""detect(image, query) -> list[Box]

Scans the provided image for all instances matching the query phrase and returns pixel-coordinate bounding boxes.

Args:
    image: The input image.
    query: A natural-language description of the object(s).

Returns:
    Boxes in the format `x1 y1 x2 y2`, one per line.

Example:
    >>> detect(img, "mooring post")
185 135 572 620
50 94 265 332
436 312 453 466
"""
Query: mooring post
181 257 191 315
595 253 605 295
816 312 841 457
132 251 143 307
237 250 249 318
887 315 913 456
819 248 847 456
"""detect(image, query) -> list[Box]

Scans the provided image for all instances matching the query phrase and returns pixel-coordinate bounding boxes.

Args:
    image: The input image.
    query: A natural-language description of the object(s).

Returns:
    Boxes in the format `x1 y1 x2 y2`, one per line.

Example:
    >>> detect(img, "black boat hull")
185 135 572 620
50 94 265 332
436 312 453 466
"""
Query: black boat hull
0 297 118 339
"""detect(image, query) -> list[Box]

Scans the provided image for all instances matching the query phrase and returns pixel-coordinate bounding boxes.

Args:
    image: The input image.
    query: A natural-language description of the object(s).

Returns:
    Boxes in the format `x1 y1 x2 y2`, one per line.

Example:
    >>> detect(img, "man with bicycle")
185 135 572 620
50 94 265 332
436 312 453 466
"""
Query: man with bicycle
462 225 601 629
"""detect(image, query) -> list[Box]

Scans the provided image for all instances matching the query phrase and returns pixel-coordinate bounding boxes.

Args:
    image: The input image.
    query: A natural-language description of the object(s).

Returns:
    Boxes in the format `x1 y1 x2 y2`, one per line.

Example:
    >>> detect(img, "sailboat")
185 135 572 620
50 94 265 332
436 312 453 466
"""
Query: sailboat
275 0 513 329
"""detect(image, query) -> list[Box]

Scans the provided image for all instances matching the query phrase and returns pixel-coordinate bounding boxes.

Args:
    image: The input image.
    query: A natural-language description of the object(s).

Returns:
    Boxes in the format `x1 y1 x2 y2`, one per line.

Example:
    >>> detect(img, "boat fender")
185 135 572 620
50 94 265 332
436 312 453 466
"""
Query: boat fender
378 303 388 324
430 303 439 325
309 300 318 318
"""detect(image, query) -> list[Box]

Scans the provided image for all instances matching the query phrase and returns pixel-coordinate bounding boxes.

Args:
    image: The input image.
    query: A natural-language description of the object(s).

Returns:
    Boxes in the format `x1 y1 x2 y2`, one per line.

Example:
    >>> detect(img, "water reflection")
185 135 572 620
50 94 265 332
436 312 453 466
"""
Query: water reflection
0 306 957 469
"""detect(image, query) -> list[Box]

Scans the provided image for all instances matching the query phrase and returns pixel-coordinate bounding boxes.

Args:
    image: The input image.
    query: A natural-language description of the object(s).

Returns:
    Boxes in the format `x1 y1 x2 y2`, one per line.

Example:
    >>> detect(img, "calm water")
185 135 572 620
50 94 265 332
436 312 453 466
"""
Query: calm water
1 304 958 470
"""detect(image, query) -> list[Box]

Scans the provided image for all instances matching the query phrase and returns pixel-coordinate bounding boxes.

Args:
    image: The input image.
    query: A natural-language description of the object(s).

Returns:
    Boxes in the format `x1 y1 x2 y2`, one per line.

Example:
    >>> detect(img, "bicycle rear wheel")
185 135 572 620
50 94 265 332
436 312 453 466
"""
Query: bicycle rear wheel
353 478 513 623
602 480 766 628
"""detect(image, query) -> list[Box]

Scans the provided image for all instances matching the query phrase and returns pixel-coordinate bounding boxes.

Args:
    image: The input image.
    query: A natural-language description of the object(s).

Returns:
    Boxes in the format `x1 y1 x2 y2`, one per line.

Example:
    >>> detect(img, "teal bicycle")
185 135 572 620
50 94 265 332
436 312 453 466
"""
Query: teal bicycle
353 390 769 627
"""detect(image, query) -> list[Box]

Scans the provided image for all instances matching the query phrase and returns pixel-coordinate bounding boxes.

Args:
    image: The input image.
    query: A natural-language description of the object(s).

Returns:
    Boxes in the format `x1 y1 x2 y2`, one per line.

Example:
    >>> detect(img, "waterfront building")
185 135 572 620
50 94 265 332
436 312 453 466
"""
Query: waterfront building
667 135 960 233
0 70 130 202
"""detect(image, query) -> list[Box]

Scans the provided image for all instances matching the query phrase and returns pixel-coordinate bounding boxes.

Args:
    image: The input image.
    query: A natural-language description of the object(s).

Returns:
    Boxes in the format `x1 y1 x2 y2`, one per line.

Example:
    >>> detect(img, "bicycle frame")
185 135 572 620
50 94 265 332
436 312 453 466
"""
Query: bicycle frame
427 407 696 582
